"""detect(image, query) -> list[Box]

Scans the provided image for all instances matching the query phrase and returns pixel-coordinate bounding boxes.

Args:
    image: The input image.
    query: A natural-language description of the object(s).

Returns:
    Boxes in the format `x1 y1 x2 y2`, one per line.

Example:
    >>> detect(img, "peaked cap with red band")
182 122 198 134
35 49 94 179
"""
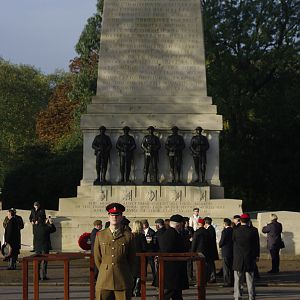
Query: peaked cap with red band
106 202 125 215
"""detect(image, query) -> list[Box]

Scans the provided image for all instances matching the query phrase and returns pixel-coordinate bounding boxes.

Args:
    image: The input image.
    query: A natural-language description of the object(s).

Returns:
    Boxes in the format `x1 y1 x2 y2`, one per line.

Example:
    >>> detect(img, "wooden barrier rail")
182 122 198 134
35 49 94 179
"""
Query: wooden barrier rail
23 252 205 300
22 253 95 300
136 252 206 300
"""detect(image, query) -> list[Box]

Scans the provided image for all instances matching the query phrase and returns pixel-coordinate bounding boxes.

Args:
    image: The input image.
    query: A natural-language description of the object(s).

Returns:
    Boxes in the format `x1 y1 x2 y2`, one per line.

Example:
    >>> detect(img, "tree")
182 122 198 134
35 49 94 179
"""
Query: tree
202 0 300 210
36 75 79 146
0 58 51 186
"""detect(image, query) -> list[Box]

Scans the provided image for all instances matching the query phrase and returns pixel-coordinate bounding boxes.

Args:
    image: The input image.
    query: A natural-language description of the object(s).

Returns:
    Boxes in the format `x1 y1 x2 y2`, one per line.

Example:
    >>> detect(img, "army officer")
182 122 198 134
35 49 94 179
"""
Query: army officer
94 203 135 300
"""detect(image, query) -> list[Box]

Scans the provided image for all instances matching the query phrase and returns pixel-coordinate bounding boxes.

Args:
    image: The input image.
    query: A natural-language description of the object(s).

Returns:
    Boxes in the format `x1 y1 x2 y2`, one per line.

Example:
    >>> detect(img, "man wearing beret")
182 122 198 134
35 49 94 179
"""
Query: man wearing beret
94 203 135 300
158 214 189 300
232 213 260 300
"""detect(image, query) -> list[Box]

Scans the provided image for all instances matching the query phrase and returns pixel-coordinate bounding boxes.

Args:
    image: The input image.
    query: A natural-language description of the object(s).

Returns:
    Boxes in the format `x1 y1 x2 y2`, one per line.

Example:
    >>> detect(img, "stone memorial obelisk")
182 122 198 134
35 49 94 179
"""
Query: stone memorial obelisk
82 0 222 187
57 0 242 249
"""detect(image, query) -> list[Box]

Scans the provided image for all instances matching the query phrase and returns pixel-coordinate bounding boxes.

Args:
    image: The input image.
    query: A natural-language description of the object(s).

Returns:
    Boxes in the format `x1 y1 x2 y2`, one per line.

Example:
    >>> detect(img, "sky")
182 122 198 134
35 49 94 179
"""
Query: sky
0 0 97 74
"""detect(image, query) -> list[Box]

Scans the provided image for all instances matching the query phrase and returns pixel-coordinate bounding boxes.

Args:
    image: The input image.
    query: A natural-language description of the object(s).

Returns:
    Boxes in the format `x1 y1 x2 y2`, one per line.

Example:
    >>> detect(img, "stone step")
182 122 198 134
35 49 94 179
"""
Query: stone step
87 103 217 114
80 113 223 130
91 95 213 104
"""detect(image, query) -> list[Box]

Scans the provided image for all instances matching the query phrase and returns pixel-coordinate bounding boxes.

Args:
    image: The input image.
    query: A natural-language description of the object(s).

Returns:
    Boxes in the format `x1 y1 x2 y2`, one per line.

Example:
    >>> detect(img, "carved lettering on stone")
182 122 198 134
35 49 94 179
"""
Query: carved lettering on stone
96 190 106 202
145 190 156 202
170 190 182 202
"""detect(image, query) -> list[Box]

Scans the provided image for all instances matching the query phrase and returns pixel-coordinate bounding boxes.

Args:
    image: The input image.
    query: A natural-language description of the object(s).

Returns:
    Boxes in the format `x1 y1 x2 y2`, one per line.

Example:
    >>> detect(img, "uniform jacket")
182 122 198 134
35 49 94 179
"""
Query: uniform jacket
34 223 56 252
232 224 260 272
158 227 189 290
94 227 136 290
262 221 283 250
219 226 233 258
191 227 210 258
206 225 219 260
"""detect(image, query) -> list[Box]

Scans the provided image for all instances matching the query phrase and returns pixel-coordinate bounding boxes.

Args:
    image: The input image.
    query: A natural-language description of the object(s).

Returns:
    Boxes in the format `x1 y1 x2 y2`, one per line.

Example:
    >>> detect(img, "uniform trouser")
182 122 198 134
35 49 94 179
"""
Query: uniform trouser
119 155 132 181
223 256 233 285
164 289 183 300
270 248 280 272
96 289 132 300
234 270 255 300
187 259 194 281
96 154 109 181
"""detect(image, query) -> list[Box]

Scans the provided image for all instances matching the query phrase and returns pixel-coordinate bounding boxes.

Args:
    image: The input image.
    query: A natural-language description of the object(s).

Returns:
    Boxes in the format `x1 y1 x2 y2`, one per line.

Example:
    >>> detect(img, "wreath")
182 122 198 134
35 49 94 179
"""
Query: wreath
78 232 91 250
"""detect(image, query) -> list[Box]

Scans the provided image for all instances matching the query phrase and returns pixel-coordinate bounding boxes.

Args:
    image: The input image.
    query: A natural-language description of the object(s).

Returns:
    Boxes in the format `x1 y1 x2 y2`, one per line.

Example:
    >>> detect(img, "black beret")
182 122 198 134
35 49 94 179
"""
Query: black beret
99 126 106 131
123 126 130 131
106 203 125 215
233 215 240 219
170 214 184 223
171 126 179 131
195 126 203 131
147 126 155 131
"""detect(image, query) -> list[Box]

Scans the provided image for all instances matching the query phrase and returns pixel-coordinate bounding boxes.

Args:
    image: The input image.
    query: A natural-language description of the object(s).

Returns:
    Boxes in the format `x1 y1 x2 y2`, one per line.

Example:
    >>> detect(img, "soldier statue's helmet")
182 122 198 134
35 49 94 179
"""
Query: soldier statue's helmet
195 126 203 132
171 126 179 131
106 202 125 216
123 126 130 131
147 126 155 131
99 126 106 131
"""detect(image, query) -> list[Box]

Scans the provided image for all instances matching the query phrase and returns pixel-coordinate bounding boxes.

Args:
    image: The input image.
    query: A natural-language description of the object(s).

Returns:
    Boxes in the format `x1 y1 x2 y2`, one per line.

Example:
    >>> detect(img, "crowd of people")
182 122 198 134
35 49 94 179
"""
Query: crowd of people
91 203 284 300
1 201 284 300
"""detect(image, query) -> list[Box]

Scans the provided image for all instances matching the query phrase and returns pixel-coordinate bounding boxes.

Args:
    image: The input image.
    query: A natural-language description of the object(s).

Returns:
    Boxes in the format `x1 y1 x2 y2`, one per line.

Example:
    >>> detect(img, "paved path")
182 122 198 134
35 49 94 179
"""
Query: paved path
1 285 300 300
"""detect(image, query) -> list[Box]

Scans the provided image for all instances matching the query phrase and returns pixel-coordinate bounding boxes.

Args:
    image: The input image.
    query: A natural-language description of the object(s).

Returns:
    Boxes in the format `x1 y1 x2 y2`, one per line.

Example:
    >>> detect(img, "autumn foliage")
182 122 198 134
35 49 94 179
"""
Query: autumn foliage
36 81 79 145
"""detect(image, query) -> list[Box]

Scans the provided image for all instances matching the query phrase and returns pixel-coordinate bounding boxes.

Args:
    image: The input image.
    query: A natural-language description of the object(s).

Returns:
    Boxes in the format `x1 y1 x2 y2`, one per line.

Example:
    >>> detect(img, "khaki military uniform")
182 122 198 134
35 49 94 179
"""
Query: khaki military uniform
94 227 136 300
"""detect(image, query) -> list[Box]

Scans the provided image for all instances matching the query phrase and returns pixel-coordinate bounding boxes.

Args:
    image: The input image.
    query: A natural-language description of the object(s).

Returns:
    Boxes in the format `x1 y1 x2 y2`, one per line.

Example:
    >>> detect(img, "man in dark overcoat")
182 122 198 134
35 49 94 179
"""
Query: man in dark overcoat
159 214 189 300
34 215 56 280
4 209 21 270
29 201 46 252
204 217 219 283
262 213 283 273
233 213 260 300
219 218 233 287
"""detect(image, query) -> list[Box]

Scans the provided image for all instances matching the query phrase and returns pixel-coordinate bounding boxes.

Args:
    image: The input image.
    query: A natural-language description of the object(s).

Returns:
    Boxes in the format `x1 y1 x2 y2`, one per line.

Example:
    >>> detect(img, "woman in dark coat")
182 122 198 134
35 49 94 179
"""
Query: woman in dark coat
4 209 21 270
132 220 147 297
34 216 56 280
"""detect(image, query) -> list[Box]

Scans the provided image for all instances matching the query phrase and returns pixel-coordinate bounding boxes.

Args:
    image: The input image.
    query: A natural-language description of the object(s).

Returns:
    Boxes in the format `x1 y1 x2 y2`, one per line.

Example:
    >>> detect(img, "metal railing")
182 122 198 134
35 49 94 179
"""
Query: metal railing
22 252 94 300
22 252 205 300
136 252 206 300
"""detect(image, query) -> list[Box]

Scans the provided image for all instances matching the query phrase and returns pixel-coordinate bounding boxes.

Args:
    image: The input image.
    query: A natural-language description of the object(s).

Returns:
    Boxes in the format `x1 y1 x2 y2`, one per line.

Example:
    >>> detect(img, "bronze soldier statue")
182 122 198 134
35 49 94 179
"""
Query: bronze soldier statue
141 126 161 183
165 126 185 183
116 126 136 183
190 126 209 184
92 126 112 184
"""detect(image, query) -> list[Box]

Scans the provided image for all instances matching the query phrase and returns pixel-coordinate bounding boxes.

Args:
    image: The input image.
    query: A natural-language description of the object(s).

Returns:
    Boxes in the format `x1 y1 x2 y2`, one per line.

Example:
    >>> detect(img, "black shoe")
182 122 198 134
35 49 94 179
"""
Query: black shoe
42 276 49 280
267 270 279 274
30 250 35 252
208 279 217 283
